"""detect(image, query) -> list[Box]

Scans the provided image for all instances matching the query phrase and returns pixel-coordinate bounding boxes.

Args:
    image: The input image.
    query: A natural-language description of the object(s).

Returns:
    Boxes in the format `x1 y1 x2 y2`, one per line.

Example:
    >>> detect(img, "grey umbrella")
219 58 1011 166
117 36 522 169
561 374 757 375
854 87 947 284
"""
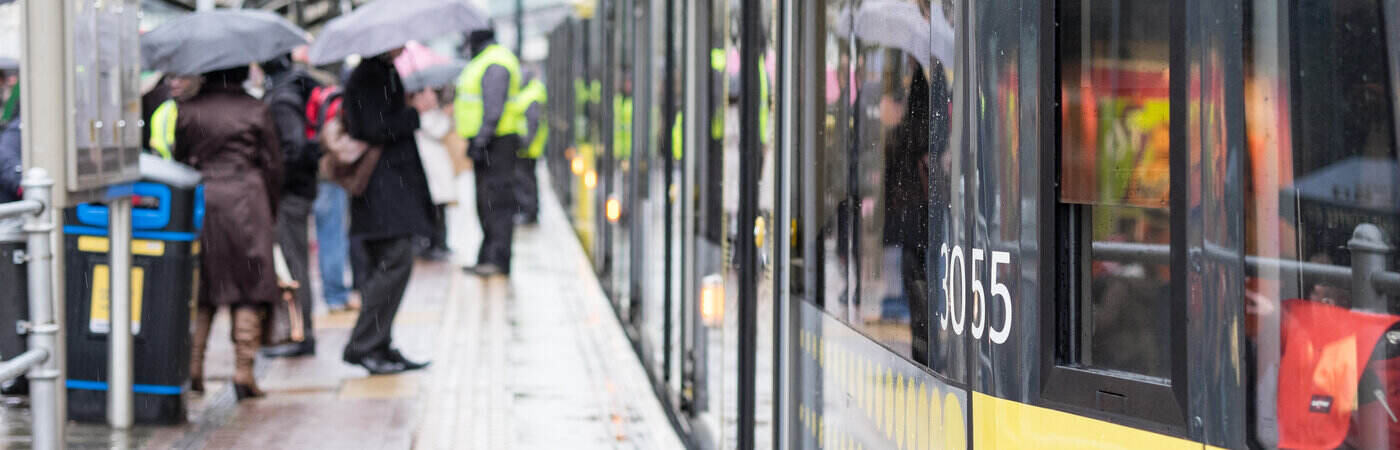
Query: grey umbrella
141 9 308 76
308 0 489 66
0 57 16 72
403 60 467 92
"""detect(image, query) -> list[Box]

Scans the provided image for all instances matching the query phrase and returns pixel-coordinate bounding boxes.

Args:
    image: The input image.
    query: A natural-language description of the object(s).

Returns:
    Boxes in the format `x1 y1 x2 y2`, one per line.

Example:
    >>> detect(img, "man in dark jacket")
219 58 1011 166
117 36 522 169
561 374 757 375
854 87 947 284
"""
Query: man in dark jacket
340 49 435 375
0 111 20 204
261 54 322 358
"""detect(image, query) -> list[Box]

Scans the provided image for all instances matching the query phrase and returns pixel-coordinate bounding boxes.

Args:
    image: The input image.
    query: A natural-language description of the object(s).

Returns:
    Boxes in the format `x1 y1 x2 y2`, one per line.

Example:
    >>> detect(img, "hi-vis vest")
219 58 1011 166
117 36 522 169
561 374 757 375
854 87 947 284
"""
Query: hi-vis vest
456 44 525 139
512 79 548 159
612 95 633 159
149 99 178 160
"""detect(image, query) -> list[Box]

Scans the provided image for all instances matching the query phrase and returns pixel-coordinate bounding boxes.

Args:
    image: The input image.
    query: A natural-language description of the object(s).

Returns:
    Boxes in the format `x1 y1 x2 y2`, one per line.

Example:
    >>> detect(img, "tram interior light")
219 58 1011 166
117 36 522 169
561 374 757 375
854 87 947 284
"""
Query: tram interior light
584 170 598 189
606 196 621 223
571 155 585 175
701 274 724 327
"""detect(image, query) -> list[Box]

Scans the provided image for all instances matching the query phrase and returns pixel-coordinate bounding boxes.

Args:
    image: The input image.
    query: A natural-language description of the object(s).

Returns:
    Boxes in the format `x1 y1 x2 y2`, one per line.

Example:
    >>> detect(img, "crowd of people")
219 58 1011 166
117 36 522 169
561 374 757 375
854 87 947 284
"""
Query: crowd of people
1 12 547 401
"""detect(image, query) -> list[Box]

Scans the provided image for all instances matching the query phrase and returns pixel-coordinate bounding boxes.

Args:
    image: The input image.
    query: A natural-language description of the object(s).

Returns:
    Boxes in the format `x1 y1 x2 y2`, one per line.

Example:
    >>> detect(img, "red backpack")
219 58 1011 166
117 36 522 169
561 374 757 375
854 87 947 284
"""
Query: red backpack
305 86 344 140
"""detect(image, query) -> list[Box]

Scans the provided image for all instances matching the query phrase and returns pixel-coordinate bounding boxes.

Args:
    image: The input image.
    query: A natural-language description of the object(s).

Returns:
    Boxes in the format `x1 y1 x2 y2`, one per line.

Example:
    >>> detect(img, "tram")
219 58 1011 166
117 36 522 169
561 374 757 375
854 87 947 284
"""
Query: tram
542 0 1400 448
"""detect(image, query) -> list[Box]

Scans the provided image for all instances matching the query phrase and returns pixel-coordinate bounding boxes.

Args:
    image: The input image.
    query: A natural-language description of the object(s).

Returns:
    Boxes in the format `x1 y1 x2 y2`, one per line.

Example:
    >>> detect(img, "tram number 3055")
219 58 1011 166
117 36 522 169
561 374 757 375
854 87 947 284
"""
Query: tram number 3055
939 244 1014 345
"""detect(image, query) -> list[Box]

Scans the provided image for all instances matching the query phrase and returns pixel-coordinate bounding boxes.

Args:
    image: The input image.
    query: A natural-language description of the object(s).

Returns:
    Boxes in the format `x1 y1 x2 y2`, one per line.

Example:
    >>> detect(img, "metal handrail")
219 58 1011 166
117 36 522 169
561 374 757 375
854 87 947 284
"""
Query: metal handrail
1 169 62 450
1091 223 1400 311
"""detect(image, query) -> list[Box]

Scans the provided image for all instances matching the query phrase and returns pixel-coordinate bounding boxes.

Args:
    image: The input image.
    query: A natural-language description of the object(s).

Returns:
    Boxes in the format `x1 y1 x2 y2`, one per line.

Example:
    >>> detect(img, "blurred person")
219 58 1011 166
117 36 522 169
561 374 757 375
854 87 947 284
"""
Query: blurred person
340 47 435 375
513 70 547 225
149 75 205 160
176 66 283 401
260 53 323 358
306 82 355 313
412 86 456 260
0 83 20 204
457 28 525 277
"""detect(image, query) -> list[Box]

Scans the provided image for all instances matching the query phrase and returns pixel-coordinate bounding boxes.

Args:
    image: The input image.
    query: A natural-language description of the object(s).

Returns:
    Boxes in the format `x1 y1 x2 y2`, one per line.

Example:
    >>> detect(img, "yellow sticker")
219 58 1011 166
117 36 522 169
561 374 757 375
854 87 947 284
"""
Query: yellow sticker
89 265 144 334
77 237 165 257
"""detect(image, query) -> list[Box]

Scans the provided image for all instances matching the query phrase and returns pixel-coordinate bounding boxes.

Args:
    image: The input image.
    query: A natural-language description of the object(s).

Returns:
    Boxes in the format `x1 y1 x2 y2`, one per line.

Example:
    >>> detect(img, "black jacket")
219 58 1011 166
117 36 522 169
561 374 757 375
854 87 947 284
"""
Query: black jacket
0 119 20 203
342 56 435 241
264 68 322 199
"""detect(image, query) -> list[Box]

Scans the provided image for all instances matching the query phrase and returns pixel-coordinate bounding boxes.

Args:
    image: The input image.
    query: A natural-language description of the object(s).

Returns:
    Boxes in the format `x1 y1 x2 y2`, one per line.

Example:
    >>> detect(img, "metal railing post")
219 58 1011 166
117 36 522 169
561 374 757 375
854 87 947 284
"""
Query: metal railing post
1349 223 1391 313
22 168 63 450
107 193 133 429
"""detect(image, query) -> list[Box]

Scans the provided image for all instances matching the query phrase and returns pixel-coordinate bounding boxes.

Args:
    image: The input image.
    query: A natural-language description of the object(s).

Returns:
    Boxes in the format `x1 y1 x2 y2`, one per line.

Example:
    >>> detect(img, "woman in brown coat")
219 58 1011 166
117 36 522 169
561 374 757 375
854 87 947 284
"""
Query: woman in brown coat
174 66 283 400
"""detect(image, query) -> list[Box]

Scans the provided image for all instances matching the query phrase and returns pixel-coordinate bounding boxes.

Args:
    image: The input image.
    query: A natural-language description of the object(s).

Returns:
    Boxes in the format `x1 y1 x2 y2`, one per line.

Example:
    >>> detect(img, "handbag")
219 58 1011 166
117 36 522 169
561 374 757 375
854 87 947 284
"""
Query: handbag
318 115 382 196
264 244 304 346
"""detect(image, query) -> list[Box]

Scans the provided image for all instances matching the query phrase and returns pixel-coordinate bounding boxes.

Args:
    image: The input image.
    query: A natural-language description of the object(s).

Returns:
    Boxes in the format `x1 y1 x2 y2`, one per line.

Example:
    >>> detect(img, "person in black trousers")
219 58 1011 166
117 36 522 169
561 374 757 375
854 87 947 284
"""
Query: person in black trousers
340 49 437 375
261 54 322 358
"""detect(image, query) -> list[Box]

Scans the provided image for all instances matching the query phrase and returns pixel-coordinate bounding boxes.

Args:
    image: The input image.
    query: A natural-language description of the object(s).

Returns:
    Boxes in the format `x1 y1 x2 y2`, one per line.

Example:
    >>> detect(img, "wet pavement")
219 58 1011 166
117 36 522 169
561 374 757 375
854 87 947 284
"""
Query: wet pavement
0 171 682 449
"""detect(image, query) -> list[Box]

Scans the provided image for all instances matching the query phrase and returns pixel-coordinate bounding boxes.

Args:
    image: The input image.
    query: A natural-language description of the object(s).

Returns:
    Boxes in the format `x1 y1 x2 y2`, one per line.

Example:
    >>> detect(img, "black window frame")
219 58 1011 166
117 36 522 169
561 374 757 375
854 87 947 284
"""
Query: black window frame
1036 0 1191 437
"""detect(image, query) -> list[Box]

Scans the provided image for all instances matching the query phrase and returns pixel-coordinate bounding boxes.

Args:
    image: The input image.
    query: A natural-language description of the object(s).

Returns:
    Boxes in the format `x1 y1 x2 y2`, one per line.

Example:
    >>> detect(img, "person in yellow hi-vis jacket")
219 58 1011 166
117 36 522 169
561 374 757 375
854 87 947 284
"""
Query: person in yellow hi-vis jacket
511 71 547 224
456 28 525 277
148 74 204 160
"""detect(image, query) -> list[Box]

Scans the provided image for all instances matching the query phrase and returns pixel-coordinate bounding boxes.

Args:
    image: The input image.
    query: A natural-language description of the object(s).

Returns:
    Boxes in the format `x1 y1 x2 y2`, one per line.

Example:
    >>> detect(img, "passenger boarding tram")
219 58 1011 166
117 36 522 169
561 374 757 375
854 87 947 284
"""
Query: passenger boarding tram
542 0 1400 448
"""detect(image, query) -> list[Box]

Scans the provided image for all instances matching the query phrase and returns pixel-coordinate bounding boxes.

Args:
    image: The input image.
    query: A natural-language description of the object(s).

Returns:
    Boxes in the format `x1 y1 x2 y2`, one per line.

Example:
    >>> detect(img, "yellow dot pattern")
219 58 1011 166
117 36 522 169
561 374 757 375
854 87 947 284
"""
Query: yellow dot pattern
795 322 967 449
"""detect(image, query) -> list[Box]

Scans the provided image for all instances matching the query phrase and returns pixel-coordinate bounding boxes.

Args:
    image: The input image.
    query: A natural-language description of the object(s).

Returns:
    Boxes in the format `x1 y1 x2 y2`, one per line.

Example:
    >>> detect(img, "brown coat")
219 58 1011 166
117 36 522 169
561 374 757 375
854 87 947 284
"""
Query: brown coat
175 86 284 306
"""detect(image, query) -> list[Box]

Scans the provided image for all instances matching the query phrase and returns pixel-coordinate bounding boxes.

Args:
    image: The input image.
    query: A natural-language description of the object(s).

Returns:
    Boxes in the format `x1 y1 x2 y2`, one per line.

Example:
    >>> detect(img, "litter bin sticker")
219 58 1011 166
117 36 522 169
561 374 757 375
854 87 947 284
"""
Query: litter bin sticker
89 265 144 335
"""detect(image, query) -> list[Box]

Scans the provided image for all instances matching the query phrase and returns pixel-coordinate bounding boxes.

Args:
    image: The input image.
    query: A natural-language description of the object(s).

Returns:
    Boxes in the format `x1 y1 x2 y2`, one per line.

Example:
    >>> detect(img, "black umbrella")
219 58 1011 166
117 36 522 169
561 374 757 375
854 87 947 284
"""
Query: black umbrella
403 60 467 92
308 0 489 66
141 10 308 75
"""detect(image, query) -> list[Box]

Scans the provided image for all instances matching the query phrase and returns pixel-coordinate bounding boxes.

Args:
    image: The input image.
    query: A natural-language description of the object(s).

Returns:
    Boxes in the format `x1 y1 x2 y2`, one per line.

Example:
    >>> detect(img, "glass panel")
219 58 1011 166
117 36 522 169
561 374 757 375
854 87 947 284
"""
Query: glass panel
1245 1 1400 448
1058 0 1173 380
1059 0 1172 208
850 0 937 362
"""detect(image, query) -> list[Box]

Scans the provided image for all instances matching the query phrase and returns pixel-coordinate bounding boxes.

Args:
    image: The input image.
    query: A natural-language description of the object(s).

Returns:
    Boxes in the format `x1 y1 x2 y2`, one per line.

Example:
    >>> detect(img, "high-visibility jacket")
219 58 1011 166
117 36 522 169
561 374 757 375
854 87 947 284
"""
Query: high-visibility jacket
672 113 683 161
149 99 177 160
513 79 548 159
455 44 525 139
612 95 632 159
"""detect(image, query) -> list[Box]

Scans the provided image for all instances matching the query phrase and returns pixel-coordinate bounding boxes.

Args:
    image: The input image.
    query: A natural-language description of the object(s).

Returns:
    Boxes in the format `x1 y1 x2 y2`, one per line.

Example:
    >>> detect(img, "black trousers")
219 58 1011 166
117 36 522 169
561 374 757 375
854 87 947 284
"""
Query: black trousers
430 204 448 251
342 236 415 361
514 157 539 221
276 194 314 341
475 136 521 272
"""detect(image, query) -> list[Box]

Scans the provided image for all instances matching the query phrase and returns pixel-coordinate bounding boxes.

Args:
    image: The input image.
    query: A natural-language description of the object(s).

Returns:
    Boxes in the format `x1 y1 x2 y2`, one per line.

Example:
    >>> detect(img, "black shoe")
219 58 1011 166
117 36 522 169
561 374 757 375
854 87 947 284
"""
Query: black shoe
386 348 430 371
463 263 503 276
422 248 453 262
352 354 408 375
233 383 265 401
261 339 316 358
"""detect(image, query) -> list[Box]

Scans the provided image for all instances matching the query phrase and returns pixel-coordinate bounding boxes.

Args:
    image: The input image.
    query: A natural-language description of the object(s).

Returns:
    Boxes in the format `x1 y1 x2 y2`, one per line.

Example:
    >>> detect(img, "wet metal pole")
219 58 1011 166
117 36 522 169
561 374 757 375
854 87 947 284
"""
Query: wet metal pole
515 0 525 55
107 193 133 429
23 170 62 450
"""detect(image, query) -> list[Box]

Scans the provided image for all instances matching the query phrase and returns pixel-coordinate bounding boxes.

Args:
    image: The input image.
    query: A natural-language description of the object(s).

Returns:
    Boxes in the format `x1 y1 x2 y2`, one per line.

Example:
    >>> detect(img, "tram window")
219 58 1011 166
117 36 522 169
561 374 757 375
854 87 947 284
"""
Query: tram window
1244 1 1400 448
1057 0 1173 380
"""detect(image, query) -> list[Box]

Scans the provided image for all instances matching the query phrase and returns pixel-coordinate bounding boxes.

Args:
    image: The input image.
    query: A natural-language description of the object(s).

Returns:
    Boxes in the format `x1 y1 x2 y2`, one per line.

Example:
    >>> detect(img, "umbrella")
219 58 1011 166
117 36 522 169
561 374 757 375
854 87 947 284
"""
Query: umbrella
0 57 15 72
141 10 308 75
403 60 467 92
843 0 956 69
308 0 489 66
395 41 449 79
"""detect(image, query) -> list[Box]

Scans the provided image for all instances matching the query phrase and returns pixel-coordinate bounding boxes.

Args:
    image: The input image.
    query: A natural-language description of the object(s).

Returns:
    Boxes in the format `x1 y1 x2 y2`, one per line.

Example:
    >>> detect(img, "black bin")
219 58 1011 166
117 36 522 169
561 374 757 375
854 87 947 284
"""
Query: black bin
0 219 27 395
64 155 202 424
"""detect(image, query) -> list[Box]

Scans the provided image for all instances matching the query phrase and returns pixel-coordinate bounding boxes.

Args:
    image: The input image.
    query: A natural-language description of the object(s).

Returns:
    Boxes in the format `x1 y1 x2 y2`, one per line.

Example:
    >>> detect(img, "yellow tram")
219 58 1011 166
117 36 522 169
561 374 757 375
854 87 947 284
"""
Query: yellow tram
542 0 1400 448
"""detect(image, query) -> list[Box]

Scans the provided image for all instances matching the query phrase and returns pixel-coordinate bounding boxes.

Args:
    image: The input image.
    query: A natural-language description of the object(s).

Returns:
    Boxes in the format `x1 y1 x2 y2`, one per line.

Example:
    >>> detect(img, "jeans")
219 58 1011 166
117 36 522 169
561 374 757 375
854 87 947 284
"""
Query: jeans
314 181 350 307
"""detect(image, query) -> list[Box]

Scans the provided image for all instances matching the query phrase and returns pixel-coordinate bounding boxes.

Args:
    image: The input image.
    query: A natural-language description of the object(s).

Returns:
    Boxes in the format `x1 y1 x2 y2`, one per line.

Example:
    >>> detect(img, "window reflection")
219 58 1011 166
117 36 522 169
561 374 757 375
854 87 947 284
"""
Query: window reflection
1058 0 1173 380
1245 1 1400 448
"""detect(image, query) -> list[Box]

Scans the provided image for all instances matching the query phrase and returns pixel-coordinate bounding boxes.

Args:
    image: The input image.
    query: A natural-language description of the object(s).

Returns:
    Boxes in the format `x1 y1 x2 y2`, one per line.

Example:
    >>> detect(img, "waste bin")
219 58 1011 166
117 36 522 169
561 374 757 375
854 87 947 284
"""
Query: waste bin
64 154 202 424
0 218 27 395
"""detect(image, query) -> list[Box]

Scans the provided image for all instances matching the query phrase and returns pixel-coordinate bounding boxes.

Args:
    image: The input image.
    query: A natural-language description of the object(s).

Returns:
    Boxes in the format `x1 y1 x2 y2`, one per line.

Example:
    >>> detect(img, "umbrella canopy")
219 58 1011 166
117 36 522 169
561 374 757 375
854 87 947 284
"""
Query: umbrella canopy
308 0 489 66
839 0 956 69
141 9 308 76
0 57 15 72
395 41 450 79
403 60 467 92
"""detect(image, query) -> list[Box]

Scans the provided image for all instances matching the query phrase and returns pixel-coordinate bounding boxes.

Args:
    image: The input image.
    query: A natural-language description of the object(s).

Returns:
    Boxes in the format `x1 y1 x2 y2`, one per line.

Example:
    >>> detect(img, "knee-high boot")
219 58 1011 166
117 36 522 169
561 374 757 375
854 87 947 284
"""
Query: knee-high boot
189 306 214 393
231 306 265 400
